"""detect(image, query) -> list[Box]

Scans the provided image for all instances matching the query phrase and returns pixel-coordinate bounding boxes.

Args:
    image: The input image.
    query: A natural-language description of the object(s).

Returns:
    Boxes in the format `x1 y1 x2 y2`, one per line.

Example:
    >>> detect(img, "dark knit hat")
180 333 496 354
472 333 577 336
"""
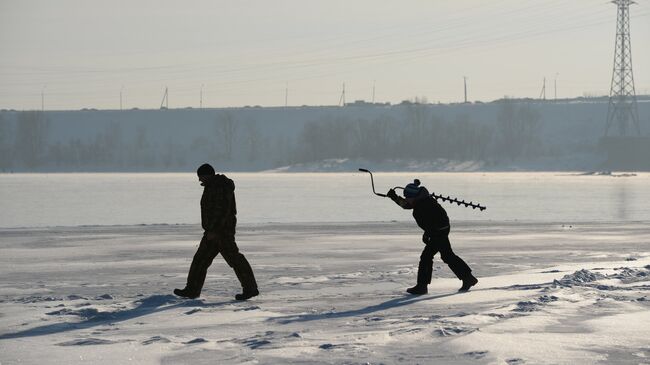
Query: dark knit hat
403 179 429 199
197 163 215 176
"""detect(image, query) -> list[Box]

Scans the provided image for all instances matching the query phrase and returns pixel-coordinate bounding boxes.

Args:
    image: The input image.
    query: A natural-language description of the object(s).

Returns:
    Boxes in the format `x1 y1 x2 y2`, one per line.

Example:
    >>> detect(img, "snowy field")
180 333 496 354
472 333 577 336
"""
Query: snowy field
1 221 649 364
1 173 649 364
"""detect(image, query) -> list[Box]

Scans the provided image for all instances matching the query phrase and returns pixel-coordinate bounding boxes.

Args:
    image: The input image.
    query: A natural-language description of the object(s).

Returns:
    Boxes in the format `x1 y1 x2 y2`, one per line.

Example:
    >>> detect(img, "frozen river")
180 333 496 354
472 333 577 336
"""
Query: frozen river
1 172 650 364
1 172 649 228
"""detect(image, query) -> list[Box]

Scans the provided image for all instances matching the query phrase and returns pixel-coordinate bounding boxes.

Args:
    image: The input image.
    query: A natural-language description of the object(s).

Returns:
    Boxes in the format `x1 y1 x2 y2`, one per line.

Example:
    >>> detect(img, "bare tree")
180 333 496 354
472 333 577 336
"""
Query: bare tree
400 101 432 159
243 120 263 162
0 114 13 170
352 116 392 161
214 111 238 161
130 125 156 168
15 111 49 170
161 137 186 169
298 116 353 162
496 101 542 161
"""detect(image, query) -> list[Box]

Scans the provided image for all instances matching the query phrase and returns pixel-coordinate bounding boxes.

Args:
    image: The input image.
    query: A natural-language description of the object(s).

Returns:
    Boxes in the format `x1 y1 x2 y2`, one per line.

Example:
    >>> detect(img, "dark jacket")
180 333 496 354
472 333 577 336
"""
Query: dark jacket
201 174 237 236
391 195 450 235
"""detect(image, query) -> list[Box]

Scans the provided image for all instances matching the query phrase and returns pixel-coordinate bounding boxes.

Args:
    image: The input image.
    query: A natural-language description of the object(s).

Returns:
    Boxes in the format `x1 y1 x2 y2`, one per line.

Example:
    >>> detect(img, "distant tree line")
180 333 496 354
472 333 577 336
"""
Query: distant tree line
295 101 542 164
0 102 544 172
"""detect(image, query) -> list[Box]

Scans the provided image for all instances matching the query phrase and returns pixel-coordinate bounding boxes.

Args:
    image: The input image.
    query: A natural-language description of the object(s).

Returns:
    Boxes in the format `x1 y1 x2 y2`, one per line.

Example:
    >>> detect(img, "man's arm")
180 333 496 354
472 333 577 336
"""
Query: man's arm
387 189 412 210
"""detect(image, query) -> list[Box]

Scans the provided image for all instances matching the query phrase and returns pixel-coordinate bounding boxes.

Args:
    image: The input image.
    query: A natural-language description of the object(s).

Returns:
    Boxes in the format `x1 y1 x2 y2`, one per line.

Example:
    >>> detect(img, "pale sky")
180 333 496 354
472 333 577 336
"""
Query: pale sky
1 0 649 110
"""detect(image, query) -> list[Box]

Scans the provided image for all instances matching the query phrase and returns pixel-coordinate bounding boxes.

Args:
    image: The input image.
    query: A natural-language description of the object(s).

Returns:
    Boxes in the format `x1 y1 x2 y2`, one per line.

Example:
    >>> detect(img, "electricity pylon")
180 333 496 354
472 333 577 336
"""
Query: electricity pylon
605 0 641 137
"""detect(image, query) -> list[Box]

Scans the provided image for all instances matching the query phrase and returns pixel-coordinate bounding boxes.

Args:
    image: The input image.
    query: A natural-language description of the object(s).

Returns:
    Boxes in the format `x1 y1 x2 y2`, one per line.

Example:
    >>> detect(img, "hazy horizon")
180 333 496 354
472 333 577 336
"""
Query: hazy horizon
1 0 649 111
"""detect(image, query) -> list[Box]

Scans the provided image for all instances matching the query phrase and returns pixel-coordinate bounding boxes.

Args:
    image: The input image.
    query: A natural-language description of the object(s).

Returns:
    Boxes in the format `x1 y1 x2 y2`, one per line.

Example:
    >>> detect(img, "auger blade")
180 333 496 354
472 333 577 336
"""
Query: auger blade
431 192 486 212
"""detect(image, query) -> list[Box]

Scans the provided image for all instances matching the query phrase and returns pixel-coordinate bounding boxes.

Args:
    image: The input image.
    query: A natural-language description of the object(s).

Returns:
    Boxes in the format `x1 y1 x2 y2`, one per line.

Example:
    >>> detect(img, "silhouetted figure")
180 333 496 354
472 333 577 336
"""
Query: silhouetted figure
387 180 477 294
174 163 259 301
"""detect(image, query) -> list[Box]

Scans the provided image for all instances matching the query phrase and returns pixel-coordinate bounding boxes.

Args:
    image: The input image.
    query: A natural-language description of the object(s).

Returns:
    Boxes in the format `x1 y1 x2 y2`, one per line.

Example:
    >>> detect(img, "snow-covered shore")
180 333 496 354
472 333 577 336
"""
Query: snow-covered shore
1 222 649 364
265 157 609 173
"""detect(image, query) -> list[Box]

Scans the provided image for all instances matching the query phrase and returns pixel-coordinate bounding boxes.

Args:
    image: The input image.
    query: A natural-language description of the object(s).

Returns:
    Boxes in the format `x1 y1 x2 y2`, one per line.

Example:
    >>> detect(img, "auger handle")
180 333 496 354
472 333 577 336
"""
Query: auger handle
358 168 387 197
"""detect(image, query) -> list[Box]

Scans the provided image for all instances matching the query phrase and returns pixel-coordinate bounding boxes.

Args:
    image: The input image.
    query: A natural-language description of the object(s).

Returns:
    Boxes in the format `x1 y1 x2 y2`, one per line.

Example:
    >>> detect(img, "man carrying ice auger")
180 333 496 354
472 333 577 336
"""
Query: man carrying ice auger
387 180 478 294
174 163 259 301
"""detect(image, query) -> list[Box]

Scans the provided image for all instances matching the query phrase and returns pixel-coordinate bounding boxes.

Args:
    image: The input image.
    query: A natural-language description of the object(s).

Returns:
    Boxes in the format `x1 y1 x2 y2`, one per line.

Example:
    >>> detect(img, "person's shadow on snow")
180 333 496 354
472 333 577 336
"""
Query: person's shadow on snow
272 292 459 324
0 294 232 340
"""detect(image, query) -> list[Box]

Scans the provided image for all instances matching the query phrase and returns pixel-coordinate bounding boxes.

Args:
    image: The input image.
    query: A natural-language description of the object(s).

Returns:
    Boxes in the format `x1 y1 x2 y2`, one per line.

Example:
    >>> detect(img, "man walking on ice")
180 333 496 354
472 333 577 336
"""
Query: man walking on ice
387 179 478 295
174 163 259 301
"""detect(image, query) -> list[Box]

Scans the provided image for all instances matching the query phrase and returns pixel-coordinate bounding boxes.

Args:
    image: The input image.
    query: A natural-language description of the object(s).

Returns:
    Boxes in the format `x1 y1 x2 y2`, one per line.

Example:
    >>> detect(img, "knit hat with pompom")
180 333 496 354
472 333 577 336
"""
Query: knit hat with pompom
403 179 428 198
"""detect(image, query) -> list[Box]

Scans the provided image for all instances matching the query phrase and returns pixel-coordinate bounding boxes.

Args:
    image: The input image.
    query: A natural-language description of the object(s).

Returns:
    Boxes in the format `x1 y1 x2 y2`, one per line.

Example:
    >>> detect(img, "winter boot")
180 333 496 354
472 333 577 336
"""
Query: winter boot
406 285 428 295
458 274 478 292
235 288 259 301
174 287 200 299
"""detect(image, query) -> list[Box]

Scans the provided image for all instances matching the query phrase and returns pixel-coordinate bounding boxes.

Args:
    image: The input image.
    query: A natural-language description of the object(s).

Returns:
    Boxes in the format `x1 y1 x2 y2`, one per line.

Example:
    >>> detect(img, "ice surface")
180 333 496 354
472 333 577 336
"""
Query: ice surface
1 221 649 364
2 172 650 228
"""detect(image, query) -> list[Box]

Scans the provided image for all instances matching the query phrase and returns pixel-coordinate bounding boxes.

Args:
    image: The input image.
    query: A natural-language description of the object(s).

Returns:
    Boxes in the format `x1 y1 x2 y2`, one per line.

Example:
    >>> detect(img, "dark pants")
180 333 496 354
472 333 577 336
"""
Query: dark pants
185 235 257 294
417 228 472 286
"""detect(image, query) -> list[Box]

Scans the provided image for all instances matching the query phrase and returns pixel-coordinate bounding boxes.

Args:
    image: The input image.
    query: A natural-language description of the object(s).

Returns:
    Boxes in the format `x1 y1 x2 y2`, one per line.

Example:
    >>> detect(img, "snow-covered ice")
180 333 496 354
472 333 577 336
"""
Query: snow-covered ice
1 221 649 364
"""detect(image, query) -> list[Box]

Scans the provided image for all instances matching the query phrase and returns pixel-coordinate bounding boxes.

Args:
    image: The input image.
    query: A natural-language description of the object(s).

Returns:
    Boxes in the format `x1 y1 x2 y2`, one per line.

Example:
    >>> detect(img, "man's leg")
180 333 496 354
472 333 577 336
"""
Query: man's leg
436 233 477 291
217 237 258 300
418 244 436 286
408 244 436 295
181 236 219 297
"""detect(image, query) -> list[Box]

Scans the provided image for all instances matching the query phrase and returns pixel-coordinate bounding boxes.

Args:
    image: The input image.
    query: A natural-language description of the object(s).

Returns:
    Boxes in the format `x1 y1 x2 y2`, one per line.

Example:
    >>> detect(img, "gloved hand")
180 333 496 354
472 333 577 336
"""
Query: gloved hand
387 189 398 199
422 233 431 245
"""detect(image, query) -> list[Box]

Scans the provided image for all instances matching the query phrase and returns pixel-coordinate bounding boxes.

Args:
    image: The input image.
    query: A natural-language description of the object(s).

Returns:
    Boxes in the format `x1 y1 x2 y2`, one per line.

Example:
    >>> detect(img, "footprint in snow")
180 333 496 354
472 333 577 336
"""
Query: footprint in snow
506 358 525 364
464 351 488 359
433 326 477 337
389 327 424 336
17 296 62 304
365 316 383 322
538 295 559 303
66 295 87 301
238 331 275 349
142 336 170 345
184 338 208 344
513 301 540 312
242 339 271 349
90 327 119 334
46 307 100 319
234 305 260 312
56 338 117 346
